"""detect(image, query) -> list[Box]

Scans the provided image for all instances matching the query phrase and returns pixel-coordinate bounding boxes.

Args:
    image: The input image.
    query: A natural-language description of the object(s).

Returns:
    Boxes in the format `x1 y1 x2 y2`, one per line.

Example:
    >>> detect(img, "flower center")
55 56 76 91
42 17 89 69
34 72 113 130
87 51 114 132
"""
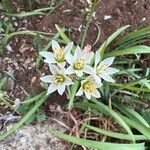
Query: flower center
83 81 95 93
74 59 84 70
54 74 65 84
54 47 65 63
96 64 108 74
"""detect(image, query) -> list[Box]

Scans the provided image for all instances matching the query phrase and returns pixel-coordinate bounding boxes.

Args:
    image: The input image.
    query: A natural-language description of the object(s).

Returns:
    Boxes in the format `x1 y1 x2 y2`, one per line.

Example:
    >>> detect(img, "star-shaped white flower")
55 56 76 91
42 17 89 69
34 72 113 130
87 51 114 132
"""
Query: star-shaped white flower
39 40 73 68
76 76 102 100
93 51 119 83
40 65 73 95
65 46 94 77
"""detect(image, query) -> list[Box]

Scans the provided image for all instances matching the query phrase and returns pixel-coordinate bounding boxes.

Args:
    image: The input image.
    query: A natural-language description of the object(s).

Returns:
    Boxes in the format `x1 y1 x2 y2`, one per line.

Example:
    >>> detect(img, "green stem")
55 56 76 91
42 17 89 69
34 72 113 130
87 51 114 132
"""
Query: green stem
68 80 79 109
80 2 99 49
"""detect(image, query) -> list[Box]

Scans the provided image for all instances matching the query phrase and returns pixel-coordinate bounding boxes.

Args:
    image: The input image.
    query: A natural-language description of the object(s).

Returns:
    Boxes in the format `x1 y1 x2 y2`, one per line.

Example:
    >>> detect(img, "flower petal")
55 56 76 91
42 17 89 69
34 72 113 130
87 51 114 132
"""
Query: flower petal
93 75 102 85
57 85 65 95
85 92 91 100
76 87 83 96
49 64 57 74
95 51 101 67
84 65 94 75
74 46 82 60
57 61 66 68
52 40 60 50
83 52 94 64
40 75 53 83
105 67 119 75
64 42 73 54
44 58 56 64
46 84 57 95
92 89 101 98
40 51 55 63
65 53 74 65
75 70 83 77
99 73 115 83
66 66 74 75
65 77 73 85
100 57 115 67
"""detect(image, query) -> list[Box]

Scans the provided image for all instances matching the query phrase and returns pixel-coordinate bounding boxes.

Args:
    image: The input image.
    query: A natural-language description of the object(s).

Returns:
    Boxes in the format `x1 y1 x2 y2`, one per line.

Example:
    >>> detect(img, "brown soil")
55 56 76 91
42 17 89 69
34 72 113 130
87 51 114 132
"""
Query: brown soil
1 0 150 104
0 1 150 148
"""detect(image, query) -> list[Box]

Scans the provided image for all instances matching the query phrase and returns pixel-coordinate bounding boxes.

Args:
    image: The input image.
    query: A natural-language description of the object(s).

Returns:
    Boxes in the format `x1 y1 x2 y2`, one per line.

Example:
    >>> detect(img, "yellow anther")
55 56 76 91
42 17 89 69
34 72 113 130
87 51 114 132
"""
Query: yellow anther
74 59 84 70
54 74 65 84
54 47 65 63
83 81 95 93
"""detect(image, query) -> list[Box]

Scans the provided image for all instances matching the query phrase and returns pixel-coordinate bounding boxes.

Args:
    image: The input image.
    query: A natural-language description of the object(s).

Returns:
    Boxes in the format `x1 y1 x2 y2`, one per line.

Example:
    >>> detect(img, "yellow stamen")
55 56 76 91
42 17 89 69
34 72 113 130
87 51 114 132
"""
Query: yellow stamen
54 74 65 84
74 59 84 70
83 81 95 93
54 47 65 63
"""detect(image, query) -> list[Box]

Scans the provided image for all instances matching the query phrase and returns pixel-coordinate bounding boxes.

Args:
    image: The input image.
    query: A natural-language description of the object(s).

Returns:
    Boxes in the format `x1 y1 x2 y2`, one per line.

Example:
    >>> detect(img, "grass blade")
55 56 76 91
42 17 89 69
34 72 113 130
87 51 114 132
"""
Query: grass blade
55 24 71 44
84 124 148 141
49 129 145 150
104 45 150 58
98 25 130 57
113 103 150 128
74 100 135 142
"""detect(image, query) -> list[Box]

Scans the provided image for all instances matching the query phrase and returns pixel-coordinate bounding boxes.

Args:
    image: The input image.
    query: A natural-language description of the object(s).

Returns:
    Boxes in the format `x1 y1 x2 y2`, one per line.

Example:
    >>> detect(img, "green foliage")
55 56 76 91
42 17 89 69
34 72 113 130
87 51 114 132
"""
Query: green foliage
1 0 12 13
49 129 145 150
0 92 48 141
0 1 150 149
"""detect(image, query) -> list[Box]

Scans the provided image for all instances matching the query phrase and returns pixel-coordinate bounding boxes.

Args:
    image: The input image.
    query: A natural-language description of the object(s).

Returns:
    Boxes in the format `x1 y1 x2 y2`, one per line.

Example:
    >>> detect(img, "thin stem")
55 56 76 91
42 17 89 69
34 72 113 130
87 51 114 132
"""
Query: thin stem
80 1 100 49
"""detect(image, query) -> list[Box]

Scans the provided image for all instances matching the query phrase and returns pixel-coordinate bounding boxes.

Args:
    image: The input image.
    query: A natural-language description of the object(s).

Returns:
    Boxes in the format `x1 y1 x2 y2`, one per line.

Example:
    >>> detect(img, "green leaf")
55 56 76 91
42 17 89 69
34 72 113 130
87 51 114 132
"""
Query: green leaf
116 27 150 48
74 100 135 142
112 83 150 93
140 109 150 125
25 113 36 124
84 124 148 141
104 45 150 58
36 114 46 122
4 7 53 17
68 80 79 109
55 24 70 44
113 103 150 128
98 25 130 57
119 115 150 139
49 129 145 150
0 77 7 90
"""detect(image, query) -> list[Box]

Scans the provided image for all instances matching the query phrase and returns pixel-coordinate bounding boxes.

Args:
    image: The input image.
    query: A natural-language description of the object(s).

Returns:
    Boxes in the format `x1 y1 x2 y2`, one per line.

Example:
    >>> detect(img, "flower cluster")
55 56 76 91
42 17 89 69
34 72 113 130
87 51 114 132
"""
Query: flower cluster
40 40 119 99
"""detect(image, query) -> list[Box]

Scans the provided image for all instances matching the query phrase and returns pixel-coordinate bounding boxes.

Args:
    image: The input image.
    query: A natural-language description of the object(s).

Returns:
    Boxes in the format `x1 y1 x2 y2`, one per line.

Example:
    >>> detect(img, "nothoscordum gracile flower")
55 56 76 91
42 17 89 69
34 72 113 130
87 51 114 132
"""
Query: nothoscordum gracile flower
39 40 73 68
76 76 101 100
66 46 94 77
40 65 73 95
93 51 119 83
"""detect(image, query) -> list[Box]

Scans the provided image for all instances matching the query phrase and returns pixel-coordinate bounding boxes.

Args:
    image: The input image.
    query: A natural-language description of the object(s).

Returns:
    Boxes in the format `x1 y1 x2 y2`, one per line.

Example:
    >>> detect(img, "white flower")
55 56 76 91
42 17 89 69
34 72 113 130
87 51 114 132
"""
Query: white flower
39 40 73 68
76 76 102 100
65 46 94 77
40 65 73 95
93 51 119 83
87 0 92 4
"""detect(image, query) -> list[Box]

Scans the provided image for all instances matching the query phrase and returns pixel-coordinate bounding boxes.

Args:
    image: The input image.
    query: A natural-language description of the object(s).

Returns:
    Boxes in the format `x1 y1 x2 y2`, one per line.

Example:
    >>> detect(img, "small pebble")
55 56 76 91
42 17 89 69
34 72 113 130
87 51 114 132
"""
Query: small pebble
142 17 146 22
104 15 112 20
31 76 37 84
4 17 9 22
14 22 18 27
6 45 13 52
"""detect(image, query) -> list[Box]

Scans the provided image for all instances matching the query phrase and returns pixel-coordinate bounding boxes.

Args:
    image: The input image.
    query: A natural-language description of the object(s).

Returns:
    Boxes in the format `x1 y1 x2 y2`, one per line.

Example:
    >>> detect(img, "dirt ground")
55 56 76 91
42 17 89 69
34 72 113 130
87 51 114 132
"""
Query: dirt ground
1 0 150 104
0 0 150 149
